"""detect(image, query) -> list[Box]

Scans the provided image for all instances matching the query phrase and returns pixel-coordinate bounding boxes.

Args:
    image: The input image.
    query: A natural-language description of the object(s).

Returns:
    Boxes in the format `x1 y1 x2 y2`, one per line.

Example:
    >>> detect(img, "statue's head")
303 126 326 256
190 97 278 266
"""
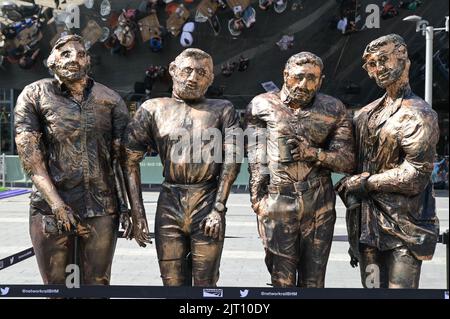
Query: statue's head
47 35 90 83
169 48 214 101
283 52 324 106
362 34 410 89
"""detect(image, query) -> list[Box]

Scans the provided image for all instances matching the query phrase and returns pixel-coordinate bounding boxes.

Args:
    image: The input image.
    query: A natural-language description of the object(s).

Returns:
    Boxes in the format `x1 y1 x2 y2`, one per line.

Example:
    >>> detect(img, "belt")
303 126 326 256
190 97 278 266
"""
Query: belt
268 174 330 195
162 179 217 189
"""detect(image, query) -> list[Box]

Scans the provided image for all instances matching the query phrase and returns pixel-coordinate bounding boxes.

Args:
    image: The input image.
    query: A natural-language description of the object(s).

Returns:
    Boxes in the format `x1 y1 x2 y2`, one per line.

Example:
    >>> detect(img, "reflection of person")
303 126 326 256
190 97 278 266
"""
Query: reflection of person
342 34 439 288
124 48 241 286
0 106 9 123
18 48 40 70
245 52 355 287
14 35 131 285
238 55 249 72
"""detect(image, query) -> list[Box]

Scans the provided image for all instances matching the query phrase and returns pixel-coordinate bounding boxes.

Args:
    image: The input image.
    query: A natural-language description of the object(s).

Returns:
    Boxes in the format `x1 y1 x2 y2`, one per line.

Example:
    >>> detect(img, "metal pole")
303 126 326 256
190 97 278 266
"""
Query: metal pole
425 26 434 107
445 230 449 290
1 153 5 188
9 89 14 155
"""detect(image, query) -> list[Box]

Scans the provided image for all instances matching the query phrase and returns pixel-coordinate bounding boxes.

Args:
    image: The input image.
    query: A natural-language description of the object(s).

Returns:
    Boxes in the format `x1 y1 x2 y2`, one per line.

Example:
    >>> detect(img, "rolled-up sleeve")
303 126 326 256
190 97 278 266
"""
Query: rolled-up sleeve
15 84 42 135
123 104 154 153
245 97 270 206
321 105 356 174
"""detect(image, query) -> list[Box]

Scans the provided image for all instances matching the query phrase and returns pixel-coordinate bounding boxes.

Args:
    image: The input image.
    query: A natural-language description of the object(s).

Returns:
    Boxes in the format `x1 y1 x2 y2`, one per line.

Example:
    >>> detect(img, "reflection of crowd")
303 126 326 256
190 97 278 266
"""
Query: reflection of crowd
334 0 423 35
144 65 168 99
221 55 250 77
432 155 449 190
0 106 11 152
1 15 43 69
1 0 306 72
336 0 360 35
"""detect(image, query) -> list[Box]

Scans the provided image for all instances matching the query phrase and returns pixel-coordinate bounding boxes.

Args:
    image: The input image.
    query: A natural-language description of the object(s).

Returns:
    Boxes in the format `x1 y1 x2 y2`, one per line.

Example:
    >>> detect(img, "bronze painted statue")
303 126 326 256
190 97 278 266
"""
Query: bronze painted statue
245 52 355 287
14 35 131 285
339 34 440 288
123 48 241 286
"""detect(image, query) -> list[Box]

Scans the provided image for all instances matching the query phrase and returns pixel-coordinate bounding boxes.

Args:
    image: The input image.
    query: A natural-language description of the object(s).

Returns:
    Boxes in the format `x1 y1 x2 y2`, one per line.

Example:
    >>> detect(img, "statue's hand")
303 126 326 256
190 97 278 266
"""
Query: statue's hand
51 203 90 237
199 209 225 241
344 172 371 196
131 212 151 247
287 136 318 162
120 211 133 239
252 195 269 217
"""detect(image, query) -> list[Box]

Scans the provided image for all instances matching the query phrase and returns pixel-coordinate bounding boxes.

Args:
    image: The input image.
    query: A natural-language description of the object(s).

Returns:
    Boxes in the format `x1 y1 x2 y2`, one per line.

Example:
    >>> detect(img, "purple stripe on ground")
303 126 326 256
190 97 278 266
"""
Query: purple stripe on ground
0 189 31 200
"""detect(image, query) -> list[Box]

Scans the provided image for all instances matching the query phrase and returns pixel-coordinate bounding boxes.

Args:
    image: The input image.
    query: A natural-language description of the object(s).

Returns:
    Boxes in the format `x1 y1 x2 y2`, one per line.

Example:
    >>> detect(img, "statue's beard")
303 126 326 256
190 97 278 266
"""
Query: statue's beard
374 60 405 88
173 81 208 101
282 85 315 106
54 63 89 82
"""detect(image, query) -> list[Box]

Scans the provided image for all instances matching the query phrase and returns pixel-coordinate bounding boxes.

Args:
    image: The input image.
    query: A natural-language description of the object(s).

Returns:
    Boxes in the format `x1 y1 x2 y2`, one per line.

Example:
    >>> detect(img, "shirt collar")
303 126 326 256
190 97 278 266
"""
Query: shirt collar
171 91 205 104
369 85 412 128
52 77 94 99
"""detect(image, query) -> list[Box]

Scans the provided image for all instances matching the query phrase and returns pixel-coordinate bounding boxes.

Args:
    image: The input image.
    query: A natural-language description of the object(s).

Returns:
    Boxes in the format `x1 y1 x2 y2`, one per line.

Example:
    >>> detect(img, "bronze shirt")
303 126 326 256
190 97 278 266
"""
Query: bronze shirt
14 78 129 218
123 97 241 185
354 88 440 260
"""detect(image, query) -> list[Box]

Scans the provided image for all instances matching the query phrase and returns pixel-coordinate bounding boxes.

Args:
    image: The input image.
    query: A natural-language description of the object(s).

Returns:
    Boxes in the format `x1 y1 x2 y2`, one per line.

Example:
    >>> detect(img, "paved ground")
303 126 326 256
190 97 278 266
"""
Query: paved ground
0 190 448 288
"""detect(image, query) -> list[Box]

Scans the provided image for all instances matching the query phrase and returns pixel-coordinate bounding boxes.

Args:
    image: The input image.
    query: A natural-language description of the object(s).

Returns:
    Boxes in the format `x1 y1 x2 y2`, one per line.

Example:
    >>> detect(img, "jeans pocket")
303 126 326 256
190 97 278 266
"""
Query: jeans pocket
266 193 298 221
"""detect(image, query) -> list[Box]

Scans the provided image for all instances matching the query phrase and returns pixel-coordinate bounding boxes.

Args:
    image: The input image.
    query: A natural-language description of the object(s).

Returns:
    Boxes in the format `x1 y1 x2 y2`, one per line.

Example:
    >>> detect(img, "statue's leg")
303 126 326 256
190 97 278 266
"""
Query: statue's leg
190 185 223 287
78 214 119 285
387 246 422 288
359 244 389 288
259 193 300 287
297 180 336 288
30 213 75 284
155 185 189 286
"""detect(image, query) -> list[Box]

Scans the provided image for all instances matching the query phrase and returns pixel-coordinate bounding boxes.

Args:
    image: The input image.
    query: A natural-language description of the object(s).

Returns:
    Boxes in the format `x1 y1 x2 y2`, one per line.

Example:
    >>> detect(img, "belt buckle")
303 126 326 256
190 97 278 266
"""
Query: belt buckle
293 182 303 195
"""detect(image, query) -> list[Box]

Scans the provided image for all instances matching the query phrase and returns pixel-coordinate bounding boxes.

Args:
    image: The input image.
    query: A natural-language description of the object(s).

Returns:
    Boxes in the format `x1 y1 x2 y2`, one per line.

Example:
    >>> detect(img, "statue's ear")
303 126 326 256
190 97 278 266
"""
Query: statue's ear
318 74 325 90
86 54 91 70
397 44 408 59
208 71 214 87
169 62 176 78
283 69 289 82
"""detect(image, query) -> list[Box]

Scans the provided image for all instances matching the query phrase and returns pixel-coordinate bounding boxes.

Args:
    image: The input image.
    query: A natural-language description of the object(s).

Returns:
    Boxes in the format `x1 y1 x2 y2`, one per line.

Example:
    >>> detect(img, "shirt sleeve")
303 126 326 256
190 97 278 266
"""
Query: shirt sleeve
320 104 356 174
122 103 154 153
112 95 130 141
14 83 42 135
244 97 270 206
14 83 46 177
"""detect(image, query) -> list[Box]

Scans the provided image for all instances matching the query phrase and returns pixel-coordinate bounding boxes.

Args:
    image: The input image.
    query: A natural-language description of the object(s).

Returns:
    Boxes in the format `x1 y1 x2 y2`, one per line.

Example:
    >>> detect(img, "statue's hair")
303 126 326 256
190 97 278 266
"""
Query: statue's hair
174 48 213 68
284 52 324 73
363 34 408 62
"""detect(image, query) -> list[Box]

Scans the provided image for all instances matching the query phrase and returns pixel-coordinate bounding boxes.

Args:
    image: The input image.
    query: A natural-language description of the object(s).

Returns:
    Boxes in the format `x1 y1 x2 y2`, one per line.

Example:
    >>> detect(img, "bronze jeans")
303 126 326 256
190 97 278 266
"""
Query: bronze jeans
358 244 422 288
258 176 336 287
30 213 119 285
155 181 224 287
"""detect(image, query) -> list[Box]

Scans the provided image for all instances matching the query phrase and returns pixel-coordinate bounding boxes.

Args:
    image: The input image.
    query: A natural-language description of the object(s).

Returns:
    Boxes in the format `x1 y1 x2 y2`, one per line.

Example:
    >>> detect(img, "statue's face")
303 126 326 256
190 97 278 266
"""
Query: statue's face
53 41 89 82
171 57 213 101
284 62 322 105
363 42 406 88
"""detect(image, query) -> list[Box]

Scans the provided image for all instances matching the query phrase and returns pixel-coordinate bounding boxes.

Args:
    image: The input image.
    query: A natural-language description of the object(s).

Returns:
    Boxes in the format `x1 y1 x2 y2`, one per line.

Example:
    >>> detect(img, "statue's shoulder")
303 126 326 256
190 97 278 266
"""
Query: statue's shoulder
139 97 173 112
252 92 279 104
248 92 279 112
89 81 124 107
206 98 234 112
315 93 346 115
23 78 53 92
400 93 437 121
354 97 382 120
